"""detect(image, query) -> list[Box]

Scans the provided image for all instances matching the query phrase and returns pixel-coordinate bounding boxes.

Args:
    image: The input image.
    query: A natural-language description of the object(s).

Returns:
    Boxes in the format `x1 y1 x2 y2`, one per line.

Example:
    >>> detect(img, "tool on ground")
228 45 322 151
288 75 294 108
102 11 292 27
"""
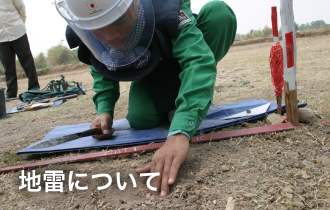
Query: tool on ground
17 94 78 111
270 7 284 115
23 101 54 111
37 94 78 103
29 127 104 149
221 103 270 120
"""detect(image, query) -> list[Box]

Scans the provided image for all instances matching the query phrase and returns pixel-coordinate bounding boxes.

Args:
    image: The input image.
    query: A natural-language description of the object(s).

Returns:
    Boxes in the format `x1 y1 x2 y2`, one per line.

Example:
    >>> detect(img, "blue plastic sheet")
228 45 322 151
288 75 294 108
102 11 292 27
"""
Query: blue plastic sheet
17 99 307 155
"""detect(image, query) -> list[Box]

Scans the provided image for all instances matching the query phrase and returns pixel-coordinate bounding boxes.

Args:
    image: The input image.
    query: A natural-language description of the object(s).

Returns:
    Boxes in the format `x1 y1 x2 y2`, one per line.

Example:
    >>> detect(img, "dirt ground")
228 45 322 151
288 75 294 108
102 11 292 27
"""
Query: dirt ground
0 34 330 210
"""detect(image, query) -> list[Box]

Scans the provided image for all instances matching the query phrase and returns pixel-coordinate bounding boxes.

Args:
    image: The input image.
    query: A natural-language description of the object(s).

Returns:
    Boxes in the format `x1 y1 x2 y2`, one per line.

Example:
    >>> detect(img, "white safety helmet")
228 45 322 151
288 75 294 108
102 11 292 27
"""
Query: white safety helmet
55 0 155 70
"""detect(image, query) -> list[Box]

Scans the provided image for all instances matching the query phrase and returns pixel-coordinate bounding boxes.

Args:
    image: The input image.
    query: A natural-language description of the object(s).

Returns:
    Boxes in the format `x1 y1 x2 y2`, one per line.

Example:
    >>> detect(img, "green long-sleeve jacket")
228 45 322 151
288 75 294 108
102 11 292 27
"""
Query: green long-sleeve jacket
91 0 219 140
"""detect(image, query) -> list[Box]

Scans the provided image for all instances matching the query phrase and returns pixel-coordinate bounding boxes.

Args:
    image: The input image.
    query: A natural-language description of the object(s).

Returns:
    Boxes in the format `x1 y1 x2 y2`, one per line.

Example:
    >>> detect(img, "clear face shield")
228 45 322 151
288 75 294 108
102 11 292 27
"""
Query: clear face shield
55 0 155 70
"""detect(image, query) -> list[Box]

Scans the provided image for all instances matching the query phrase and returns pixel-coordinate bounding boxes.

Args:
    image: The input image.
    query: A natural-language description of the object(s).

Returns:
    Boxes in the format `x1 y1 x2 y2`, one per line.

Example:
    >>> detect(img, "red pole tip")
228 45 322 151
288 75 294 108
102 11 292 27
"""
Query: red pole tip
271 7 279 37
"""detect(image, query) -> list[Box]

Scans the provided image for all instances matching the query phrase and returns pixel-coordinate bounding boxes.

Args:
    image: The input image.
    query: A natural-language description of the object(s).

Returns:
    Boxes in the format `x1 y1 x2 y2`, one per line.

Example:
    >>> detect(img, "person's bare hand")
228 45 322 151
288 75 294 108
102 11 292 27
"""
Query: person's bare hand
136 133 190 200
90 113 115 140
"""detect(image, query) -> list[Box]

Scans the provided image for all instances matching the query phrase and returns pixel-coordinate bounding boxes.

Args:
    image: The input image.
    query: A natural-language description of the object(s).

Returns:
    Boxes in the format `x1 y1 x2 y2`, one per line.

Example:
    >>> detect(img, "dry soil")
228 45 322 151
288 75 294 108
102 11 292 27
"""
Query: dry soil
0 34 330 210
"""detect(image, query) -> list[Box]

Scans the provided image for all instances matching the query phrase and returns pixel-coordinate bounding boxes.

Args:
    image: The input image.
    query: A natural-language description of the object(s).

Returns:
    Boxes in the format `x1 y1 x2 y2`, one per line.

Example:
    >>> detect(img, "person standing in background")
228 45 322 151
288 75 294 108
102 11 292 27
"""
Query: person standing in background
0 0 40 100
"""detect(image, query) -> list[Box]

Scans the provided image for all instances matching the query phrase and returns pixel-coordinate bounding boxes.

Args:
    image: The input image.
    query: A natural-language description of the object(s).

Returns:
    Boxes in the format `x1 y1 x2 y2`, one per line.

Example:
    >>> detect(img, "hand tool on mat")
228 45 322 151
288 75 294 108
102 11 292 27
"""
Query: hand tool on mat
17 94 78 111
21 94 78 111
29 127 104 149
23 101 54 111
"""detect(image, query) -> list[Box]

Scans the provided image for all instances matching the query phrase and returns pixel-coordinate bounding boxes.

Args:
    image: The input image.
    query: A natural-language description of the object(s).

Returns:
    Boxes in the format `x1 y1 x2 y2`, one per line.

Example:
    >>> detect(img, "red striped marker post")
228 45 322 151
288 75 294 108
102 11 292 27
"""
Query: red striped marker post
270 6 284 115
280 0 299 126
271 7 280 43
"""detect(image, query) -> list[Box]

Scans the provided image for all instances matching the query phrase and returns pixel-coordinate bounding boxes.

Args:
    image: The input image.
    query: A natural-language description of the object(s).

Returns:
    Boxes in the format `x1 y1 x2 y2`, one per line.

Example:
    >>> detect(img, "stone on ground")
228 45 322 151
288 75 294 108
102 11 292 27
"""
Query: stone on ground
266 113 286 124
298 108 317 123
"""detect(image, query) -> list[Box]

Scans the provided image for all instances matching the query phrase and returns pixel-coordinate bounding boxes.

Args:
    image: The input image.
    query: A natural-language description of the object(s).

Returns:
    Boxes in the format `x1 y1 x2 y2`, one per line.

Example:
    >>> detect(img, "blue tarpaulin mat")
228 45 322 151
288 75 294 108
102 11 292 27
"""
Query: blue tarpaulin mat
17 99 307 155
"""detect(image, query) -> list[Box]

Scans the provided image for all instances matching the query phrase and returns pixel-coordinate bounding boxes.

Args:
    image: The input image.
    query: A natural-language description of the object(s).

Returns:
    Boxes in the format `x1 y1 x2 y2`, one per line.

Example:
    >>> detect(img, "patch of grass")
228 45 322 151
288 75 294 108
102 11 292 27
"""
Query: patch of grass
3 153 21 165
320 110 330 119
233 159 241 167
255 178 261 189
279 169 292 181
285 203 294 210
20 191 29 198
218 175 223 183
114 173 126 186
264 186 270 193
229 137 236 143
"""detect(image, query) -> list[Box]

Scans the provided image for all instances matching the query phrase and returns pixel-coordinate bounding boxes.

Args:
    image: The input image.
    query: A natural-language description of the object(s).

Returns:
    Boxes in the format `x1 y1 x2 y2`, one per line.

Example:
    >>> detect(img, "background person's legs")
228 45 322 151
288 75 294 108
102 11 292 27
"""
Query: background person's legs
0 41 18 97
12 34 40 90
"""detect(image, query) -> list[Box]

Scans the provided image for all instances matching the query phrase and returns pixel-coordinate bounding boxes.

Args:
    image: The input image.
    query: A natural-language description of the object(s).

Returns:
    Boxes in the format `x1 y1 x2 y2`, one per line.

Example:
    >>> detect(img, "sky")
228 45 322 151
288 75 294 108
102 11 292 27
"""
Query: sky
23 0 330 57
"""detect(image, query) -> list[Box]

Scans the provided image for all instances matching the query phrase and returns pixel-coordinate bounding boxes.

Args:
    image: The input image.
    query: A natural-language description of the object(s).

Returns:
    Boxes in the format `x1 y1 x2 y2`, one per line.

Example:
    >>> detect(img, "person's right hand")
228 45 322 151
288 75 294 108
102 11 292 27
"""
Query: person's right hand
90 113 115 140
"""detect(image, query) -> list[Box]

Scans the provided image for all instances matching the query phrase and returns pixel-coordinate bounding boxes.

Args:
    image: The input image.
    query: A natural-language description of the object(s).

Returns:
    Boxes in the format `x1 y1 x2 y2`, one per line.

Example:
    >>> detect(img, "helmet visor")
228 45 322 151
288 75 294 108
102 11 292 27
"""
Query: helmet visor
56 0 155 70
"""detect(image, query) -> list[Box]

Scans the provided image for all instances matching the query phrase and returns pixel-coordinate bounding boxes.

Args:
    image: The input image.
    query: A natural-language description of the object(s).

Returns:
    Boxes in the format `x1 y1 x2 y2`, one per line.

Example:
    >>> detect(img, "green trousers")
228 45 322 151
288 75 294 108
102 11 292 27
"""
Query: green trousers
126 1 237 129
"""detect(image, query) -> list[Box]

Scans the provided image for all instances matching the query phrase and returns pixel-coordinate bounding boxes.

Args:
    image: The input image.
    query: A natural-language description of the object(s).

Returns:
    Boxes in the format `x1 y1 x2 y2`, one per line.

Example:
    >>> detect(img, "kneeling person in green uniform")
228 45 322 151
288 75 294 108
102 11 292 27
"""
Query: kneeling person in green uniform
57 0 237 199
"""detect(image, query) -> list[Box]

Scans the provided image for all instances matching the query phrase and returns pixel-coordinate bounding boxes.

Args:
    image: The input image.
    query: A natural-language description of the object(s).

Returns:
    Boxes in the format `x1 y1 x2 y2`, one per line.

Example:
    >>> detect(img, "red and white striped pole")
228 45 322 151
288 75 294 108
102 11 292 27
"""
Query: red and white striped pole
270 6 284 115
280 0 299 126
271 7 280 43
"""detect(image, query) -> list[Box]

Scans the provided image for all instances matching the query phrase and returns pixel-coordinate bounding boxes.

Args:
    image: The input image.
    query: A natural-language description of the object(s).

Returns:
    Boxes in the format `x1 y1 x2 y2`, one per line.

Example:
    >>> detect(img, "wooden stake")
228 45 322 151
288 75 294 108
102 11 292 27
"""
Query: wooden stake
280 0 299 126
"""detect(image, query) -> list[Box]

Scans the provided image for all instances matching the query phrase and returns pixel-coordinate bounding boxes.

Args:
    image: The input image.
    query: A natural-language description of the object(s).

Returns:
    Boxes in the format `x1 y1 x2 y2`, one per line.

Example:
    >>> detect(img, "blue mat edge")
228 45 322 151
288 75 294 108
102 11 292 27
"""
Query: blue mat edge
17 101 307 155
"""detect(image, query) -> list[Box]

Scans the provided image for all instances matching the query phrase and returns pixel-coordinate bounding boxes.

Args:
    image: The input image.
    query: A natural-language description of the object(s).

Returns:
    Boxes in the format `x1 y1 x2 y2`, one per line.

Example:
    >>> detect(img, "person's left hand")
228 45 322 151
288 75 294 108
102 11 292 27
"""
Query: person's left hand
136 133 190 200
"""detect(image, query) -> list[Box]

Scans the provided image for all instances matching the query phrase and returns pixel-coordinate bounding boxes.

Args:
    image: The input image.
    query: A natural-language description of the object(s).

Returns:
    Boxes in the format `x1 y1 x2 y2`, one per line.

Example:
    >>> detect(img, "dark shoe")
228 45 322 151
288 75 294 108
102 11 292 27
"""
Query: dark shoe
5 94 17 101
29 87 40 91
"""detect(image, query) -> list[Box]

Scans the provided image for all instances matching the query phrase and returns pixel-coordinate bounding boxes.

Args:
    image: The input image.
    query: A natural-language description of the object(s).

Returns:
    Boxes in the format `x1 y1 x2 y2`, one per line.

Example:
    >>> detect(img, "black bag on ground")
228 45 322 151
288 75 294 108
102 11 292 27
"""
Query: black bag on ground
42 74 82 92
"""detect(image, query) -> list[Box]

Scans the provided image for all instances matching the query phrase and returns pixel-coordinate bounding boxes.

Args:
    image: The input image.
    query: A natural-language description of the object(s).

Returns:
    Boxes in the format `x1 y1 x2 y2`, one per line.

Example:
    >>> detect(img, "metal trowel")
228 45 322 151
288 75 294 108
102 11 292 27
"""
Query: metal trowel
29 127 104 149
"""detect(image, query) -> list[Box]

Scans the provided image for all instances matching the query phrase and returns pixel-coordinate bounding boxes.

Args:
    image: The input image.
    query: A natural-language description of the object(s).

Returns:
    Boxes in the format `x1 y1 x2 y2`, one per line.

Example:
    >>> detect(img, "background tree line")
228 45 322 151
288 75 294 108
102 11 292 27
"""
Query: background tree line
236 20 330 40
0 20 329 76
0 40 79 76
